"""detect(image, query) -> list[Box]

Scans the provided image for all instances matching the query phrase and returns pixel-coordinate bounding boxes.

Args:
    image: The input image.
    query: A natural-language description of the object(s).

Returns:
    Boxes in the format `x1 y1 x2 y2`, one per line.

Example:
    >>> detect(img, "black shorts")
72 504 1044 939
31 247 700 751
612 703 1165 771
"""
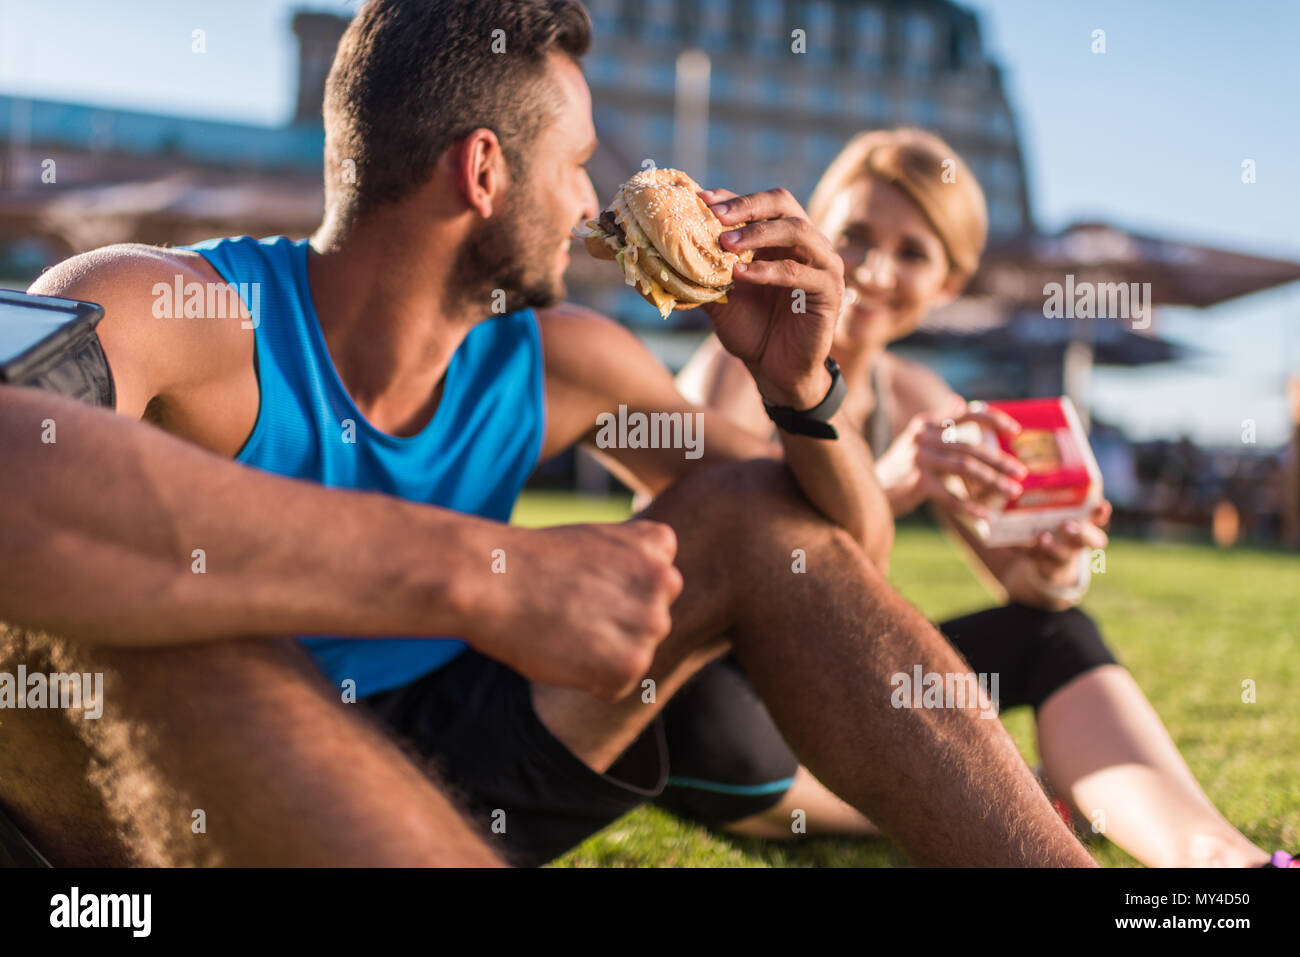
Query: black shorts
2 606 1115 867
360 649 668 868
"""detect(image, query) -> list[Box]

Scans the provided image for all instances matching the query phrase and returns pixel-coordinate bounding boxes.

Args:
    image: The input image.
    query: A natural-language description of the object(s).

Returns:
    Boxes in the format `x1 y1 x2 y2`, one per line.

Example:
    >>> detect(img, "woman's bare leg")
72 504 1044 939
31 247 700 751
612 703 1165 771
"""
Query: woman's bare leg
724 766 881 840
728 664 1270 867
1036 665 1268 868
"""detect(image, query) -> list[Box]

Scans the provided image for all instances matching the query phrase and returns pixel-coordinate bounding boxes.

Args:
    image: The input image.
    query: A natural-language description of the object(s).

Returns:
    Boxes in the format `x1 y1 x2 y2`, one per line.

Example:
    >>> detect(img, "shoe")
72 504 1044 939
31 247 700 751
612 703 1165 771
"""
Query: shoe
1263 851 1299 868
1032 765 1087 835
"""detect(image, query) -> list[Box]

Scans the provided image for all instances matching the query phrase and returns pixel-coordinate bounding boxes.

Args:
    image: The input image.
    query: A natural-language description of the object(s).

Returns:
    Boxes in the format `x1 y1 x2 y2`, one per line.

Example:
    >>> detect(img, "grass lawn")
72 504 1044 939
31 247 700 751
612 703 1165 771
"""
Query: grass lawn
512 491 1300 867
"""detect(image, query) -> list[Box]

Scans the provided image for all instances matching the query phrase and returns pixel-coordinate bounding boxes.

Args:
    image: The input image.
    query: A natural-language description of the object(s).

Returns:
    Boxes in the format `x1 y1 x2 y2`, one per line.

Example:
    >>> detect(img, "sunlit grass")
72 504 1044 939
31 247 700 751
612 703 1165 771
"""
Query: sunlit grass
512 491 1300 868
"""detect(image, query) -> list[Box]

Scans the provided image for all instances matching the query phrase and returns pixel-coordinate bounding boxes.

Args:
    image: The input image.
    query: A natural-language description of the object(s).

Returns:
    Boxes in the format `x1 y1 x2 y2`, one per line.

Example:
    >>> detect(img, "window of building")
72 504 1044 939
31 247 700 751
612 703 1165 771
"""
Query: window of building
852 5 886 73
863 88 890 124
903 12 936 81
585 54 618 88
911 94 940 127
792 73 818 110
597 108 626 144
989 199 1023 237
753 0 784 55
992 156 1021 193
586 0 620 36
702 0 730 48
814 131 844 168
942 98 975 133
760 71 788 105
711 68 733 100
954 25 981 71
643 0 676 42
651 59 676 91
814 79 837 113
648 114 674 154
757 127 785 161
836 80 861 114
619 0 644 39
986 107 1012 140
806 1 833 58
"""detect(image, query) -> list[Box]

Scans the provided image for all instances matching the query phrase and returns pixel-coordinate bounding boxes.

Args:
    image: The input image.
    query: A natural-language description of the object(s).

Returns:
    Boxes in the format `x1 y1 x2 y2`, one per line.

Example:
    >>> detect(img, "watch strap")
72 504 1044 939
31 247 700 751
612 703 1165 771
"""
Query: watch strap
762 357 846 439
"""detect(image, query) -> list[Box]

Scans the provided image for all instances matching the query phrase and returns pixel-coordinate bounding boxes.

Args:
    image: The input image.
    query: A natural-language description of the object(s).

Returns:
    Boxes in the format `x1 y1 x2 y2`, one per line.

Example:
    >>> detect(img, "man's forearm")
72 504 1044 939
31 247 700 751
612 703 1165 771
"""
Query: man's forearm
777 408 894 568
0 386 498 645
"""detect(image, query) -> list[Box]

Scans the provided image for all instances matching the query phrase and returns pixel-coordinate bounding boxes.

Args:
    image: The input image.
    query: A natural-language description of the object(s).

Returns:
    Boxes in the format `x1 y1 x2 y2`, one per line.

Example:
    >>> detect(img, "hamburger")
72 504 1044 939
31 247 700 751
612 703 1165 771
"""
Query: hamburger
575 167 754 319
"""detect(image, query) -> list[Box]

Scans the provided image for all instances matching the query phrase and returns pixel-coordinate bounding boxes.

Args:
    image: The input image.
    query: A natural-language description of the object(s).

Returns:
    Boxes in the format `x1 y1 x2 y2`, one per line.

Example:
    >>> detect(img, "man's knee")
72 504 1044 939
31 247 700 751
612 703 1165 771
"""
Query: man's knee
646 459 872 622
650 459 857 554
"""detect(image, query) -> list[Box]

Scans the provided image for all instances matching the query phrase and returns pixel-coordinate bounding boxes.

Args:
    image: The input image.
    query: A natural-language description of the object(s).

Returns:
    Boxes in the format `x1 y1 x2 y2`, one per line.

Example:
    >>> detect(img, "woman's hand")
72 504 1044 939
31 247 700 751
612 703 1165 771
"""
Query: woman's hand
1021 501 1112 581
875 397 1027 519
1002 501 1112 609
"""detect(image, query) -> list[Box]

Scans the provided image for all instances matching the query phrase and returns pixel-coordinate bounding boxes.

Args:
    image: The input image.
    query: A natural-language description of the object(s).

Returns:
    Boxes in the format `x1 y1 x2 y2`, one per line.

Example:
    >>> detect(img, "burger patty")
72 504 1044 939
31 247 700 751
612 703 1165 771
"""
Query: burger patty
598 209 626 246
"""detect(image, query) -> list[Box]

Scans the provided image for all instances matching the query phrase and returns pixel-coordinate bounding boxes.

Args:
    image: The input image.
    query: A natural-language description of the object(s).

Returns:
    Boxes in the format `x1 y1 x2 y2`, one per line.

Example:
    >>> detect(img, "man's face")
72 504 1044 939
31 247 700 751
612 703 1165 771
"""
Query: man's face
455 54 599 315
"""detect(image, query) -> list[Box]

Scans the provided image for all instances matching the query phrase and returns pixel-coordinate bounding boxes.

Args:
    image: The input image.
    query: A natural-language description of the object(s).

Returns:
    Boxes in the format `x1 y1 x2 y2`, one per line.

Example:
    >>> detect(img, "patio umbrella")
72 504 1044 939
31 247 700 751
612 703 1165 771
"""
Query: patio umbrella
968 222 1300 309
962 222 1300 429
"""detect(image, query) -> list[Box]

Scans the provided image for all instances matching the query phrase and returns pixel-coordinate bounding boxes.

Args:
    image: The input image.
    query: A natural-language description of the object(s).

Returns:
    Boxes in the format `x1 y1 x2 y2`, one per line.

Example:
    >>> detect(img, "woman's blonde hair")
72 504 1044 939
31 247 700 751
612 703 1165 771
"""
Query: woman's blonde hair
807 128 989 283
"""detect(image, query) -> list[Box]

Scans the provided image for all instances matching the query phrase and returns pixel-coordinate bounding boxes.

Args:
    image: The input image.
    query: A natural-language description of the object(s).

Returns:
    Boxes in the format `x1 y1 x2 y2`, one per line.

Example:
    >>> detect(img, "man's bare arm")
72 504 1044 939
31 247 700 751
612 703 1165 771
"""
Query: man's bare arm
538 303 777 495
676 333 894 567
27 244 260 455
538 304 891 566
700 186 893 565
0 385 678 700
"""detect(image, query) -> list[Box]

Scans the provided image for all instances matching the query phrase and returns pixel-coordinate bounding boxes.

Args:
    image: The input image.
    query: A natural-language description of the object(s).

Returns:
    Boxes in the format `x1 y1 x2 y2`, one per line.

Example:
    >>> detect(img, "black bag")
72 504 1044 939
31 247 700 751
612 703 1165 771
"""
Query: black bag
0 290 113 408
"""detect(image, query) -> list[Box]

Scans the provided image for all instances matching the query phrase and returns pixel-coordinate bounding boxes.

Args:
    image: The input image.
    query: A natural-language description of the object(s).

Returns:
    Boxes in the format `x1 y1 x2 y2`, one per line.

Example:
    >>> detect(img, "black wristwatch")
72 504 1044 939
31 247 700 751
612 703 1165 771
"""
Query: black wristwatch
761 357 846 440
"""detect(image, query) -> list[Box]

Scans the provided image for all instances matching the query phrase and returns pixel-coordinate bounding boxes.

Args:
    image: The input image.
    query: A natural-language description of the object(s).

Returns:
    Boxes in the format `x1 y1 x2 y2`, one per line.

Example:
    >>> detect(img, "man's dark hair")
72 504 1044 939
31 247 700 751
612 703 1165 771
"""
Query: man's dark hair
323 0 591 224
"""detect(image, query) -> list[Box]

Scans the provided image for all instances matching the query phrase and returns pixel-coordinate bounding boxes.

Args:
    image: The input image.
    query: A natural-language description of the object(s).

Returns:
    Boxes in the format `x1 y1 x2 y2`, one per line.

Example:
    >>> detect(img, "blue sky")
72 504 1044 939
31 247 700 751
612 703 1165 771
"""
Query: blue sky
964 0 1300 448
1 0 1297 445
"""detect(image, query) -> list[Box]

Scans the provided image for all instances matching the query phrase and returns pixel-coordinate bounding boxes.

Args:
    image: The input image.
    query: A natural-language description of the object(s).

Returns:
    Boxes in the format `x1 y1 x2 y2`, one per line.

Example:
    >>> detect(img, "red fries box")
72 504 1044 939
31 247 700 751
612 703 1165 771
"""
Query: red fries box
946 397 1103 548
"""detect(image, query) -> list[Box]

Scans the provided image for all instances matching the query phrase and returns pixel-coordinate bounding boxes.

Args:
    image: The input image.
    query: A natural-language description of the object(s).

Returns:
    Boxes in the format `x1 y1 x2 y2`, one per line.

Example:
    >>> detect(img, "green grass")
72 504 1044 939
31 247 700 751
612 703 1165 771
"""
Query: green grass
511 491 1300 867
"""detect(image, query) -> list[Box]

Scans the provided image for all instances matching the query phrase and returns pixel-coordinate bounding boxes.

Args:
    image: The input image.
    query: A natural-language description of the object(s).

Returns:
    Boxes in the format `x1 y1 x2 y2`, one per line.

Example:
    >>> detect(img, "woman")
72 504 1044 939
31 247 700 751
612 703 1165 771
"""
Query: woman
654 128 1290 868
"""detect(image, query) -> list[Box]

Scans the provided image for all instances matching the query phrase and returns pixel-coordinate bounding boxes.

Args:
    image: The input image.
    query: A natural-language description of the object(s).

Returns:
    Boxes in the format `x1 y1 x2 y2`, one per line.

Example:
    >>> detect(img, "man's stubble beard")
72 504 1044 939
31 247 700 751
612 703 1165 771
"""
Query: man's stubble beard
450 188 564 316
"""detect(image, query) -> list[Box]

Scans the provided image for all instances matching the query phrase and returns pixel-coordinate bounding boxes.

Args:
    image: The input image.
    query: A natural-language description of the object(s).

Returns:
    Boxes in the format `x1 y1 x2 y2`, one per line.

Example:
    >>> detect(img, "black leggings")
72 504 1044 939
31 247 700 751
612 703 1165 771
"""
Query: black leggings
654 603 1118 826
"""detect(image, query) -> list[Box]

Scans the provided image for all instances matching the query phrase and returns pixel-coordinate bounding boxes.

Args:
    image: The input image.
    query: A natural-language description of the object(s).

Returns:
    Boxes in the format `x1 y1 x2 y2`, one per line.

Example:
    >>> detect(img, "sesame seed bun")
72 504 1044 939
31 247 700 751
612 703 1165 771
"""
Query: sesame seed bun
575 167 754 318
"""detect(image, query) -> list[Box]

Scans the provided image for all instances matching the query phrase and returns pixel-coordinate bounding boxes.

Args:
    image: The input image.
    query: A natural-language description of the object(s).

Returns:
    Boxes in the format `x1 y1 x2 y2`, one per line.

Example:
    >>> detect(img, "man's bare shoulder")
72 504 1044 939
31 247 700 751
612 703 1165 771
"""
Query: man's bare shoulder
535 302 658 382
28 243 221 303
536 301 637 344
26 243 257 447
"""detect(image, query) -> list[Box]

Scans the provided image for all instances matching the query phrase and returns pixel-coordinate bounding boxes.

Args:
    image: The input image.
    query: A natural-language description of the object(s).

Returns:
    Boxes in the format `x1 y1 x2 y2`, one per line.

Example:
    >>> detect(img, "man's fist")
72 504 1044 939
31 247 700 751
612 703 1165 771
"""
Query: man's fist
470 520 683 701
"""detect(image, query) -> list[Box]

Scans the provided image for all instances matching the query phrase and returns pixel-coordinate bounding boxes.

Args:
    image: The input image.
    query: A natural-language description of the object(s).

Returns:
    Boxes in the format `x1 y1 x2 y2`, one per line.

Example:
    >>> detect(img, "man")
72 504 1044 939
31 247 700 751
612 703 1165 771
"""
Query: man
0 0 1093 867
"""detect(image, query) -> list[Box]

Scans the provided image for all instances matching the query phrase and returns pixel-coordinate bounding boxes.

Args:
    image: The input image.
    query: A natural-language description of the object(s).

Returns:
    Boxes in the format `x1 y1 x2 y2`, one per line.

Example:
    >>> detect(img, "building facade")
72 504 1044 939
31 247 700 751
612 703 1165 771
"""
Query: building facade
583 0 1032 235
575 0 1034 329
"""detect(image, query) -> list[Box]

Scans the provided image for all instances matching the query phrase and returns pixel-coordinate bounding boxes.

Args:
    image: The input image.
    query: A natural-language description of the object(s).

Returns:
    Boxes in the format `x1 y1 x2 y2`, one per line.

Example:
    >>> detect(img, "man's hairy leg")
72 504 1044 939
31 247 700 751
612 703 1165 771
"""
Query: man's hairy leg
0 626 501 866
533 460 1094 867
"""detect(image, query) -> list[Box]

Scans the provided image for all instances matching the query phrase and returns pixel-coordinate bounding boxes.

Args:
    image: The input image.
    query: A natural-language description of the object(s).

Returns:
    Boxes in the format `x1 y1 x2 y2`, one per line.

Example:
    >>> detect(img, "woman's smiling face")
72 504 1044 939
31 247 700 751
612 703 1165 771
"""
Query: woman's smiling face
822 176 963 357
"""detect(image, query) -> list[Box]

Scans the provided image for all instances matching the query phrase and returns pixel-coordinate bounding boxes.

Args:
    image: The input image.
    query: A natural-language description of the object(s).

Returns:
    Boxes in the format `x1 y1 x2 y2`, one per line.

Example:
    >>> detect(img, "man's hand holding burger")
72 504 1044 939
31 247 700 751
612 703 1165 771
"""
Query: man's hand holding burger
695 184 892 565
577 170 841 410
578 168 894 567
697 186 843 411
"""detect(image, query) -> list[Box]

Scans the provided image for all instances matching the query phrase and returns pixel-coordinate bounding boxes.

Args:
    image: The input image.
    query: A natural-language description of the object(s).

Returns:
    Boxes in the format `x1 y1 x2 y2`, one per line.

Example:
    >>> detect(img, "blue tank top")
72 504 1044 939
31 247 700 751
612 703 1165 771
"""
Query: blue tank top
184 235 545 697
